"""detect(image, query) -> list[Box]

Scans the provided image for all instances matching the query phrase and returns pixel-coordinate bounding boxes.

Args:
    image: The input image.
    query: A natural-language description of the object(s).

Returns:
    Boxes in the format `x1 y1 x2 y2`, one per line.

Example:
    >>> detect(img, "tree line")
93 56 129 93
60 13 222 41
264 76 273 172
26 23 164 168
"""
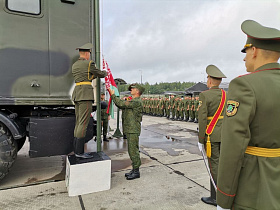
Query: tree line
118 82 196 94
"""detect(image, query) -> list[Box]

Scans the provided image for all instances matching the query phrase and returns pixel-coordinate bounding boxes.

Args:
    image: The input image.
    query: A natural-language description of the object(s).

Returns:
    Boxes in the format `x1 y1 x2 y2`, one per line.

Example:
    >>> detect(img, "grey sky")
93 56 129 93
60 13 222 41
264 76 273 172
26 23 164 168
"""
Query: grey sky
101 0 280 84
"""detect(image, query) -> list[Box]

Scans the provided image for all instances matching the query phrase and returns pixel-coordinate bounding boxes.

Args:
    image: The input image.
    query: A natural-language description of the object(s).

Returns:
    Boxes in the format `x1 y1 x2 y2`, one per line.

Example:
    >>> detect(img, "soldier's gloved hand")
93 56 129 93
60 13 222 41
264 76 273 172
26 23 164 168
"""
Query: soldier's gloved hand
198 142 203 152
217 205 230 210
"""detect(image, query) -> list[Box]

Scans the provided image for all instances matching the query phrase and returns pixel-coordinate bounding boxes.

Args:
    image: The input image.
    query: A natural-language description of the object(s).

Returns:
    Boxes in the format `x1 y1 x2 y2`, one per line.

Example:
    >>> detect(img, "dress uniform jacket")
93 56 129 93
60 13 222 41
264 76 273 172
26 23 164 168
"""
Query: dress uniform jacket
111 95 143 136
217 63 280 210
198 86 225 144
72 58 106 102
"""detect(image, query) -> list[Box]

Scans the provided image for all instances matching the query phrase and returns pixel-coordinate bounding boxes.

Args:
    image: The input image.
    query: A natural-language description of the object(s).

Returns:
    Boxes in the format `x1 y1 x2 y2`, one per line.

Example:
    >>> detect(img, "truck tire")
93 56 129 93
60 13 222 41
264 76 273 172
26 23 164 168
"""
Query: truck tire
0 122 17 180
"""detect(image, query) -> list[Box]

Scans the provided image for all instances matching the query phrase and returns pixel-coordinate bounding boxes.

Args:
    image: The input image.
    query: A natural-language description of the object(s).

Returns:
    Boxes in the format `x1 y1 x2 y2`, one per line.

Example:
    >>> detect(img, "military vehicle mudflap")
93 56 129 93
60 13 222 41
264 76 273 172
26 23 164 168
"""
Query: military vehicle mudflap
0 122 17 181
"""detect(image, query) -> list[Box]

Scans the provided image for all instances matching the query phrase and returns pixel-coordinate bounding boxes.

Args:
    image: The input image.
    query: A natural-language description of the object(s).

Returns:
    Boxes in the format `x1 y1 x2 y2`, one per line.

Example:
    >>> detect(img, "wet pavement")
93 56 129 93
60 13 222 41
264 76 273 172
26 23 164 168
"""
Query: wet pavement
0 114 215 210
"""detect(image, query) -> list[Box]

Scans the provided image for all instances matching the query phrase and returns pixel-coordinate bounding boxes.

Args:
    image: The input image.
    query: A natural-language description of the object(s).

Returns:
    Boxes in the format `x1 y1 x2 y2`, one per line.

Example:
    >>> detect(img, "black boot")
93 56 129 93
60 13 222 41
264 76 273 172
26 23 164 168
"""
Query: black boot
75 138 93 159
125 169 133 177
201 181 217 206
188 119 194 122
103 135 109 142
126 168 140 180
123 134 127 140
194 119 198 123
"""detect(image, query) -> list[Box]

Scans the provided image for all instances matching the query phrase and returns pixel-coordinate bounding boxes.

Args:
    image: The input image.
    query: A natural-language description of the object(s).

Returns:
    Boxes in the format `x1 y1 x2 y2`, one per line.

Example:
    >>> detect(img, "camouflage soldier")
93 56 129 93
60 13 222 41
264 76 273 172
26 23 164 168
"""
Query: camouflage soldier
109 83 144 180
170 94 175 120
217 20 280 210
179 97 184 121
183 96 189 121
198 65 226 206
101 92 109 142
194 95 199 123
188 96 195 122
72 43 107 159
166 97 170 119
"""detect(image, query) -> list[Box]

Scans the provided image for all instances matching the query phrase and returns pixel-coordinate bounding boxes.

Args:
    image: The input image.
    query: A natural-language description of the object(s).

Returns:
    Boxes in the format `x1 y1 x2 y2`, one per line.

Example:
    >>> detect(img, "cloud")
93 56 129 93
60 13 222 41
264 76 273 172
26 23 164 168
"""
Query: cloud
102 0 280 84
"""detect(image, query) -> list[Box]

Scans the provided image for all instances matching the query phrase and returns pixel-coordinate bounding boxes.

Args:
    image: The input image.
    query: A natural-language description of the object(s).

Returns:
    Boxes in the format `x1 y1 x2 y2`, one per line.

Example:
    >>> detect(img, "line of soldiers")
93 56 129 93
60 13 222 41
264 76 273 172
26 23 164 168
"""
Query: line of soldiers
141 95 199 123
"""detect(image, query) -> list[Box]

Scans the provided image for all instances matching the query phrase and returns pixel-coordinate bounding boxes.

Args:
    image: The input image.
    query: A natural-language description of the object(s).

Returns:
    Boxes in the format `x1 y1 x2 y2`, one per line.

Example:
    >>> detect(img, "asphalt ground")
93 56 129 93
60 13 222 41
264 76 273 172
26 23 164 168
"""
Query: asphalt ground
0 114 215 210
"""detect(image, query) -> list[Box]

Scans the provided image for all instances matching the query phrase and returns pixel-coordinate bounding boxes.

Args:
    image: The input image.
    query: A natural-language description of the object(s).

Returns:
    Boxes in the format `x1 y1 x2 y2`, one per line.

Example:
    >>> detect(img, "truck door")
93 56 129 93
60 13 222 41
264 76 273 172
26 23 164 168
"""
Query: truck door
0 0 50 98
48 0 93 98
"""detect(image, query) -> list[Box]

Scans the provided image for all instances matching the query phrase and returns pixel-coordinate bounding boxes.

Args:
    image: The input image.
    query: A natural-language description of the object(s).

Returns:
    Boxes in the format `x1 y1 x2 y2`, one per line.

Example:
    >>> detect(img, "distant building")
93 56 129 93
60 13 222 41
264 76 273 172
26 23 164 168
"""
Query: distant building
185 82 229 96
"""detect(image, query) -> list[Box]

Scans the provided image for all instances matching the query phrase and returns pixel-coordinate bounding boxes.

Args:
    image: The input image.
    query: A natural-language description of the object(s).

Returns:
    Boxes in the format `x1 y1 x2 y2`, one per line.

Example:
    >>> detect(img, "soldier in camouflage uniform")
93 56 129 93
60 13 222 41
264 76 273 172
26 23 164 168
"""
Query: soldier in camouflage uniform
179 97 184 121
194 95 199 123
170 94 175 120
109 83 144 180
101 92 109 142
183 96 189 121
165 97 170 118
72 43 107 159
188 96 195 122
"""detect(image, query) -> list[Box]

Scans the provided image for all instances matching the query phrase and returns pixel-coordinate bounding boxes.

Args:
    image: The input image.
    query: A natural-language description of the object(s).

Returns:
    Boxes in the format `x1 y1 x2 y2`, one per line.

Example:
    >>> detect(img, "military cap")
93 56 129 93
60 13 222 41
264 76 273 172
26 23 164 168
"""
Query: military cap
206 65 226 78
241 20 280 53
128 83 145 94
101 92 105 95
76 43 93 51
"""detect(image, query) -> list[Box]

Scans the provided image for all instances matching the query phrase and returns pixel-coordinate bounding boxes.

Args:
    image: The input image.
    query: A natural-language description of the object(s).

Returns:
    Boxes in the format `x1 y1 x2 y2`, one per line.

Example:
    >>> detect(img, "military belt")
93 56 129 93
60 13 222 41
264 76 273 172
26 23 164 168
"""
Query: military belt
207 116 224 120
245 146 280 157
75 82 92 86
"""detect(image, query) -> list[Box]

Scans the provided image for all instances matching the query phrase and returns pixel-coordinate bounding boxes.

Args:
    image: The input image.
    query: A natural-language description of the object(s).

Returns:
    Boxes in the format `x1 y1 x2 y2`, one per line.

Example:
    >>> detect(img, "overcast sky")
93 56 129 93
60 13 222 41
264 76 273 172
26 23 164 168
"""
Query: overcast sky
101 0 280 84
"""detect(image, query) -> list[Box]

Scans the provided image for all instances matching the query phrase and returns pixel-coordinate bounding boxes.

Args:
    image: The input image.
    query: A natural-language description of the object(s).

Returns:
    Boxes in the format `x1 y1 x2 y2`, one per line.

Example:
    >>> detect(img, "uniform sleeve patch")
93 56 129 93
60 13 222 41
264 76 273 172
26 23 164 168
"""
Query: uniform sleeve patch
198 101 202 108
226 100 239 116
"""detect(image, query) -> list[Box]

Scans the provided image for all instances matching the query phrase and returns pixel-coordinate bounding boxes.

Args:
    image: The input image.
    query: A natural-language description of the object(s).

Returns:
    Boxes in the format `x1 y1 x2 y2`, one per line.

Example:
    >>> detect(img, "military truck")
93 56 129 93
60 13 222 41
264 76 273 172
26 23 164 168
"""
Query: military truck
0 0 100 180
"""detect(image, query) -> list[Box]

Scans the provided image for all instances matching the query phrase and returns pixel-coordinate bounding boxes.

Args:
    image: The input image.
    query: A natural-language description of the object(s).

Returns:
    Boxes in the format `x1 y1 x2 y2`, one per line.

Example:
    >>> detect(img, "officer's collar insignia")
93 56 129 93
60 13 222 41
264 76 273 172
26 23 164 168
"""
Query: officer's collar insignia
226 100 239 116
199 101 202 108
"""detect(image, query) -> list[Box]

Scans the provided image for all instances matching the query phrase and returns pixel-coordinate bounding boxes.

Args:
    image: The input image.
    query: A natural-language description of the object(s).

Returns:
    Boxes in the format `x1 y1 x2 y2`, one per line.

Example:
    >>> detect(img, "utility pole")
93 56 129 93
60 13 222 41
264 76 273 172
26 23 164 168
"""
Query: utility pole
139 70 142 84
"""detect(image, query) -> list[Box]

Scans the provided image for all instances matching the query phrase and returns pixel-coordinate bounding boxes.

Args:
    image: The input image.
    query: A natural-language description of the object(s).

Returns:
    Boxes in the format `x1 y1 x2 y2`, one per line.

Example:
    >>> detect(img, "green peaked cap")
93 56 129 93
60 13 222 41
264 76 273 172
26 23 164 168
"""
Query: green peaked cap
128 83 145 94
76 43 93 50
206 65 226 78
241 20 280 53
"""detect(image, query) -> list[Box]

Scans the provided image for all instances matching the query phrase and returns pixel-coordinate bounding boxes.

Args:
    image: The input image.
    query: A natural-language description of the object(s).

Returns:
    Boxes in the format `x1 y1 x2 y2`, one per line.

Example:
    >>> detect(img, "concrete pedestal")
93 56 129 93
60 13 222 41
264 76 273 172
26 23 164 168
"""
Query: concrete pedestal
65 152 111 196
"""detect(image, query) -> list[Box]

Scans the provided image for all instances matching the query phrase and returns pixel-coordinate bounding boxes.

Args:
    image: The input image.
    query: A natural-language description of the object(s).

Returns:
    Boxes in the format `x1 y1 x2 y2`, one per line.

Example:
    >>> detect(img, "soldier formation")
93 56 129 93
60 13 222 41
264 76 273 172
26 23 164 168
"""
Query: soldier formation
141 95 199 123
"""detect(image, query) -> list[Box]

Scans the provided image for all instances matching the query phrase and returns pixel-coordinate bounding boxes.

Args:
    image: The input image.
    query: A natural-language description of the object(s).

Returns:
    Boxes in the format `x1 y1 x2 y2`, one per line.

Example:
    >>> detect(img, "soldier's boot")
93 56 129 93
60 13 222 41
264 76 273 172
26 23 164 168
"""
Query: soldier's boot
201 182 217 206
185 117 189 122
103 135 109 142
126 168 140 180
123 134 127 140
74 138 93 159
124 169 134 177
194 119 198 123
188 118 194 122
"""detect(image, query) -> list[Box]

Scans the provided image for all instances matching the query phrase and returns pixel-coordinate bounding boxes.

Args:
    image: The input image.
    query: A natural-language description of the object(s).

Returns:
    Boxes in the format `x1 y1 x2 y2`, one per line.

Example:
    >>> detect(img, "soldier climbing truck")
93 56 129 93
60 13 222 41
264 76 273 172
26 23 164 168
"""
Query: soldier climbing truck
0 0 100 180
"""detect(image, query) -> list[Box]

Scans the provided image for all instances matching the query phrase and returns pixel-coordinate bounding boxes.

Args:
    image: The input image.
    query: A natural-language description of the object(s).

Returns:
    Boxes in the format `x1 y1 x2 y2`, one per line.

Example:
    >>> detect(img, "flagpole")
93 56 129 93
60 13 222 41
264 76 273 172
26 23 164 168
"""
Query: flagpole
94 0 102 152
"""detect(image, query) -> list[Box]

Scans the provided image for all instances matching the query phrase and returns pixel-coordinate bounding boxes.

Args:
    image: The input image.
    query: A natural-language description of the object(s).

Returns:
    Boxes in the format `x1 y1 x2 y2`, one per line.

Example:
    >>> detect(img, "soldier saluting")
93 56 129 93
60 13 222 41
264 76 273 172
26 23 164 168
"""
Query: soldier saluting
217 20 280 210
198 65 226 206
72 43 107 159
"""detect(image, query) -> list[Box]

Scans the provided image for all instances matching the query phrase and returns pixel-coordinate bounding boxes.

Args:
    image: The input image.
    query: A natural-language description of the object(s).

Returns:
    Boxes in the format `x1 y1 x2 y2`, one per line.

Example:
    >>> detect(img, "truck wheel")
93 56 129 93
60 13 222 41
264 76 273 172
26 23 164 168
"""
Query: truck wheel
0 122 17 180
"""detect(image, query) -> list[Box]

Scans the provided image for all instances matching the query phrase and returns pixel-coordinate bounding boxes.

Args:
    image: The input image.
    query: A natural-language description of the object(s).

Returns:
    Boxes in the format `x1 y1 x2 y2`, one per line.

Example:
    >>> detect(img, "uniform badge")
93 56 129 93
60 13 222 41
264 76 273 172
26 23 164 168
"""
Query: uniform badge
226 100 239 116
198 101 202 108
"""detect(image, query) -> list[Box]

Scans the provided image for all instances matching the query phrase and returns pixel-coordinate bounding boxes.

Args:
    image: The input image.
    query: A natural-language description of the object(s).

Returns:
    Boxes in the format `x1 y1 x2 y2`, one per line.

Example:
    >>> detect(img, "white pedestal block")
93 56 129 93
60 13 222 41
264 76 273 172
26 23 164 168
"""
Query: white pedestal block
65 152 111 196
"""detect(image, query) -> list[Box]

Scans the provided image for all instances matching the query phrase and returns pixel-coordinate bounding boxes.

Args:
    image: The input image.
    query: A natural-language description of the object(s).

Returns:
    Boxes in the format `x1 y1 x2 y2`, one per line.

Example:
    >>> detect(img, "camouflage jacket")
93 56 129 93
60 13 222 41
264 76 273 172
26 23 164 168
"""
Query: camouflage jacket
111 95 143 135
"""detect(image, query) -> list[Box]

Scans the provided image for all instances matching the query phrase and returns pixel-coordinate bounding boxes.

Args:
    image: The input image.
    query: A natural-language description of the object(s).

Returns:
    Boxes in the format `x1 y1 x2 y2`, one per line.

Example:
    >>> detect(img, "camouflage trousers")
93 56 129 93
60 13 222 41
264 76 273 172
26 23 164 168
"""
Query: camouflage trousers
189 110 195 120
74 100 92 138
102 118 108 135
127 133 141 169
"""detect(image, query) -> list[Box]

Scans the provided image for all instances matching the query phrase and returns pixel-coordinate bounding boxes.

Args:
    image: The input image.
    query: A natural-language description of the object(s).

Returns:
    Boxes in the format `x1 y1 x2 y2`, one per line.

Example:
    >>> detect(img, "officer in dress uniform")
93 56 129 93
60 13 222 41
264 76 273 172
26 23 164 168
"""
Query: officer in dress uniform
198 65 226 206
217 20 280 210
109 83 144 180
72 43 107 159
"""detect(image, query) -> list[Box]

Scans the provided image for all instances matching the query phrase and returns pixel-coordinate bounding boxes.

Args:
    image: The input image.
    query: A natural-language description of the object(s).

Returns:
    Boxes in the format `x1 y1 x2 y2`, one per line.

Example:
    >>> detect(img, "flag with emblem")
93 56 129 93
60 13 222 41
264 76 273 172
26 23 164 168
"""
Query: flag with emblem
103 58 119 119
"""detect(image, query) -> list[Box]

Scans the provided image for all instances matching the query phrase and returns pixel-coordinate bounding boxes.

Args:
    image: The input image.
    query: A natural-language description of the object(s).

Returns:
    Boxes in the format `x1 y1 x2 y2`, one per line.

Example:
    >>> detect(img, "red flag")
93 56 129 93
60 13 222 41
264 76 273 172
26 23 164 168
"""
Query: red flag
103 58 119 118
